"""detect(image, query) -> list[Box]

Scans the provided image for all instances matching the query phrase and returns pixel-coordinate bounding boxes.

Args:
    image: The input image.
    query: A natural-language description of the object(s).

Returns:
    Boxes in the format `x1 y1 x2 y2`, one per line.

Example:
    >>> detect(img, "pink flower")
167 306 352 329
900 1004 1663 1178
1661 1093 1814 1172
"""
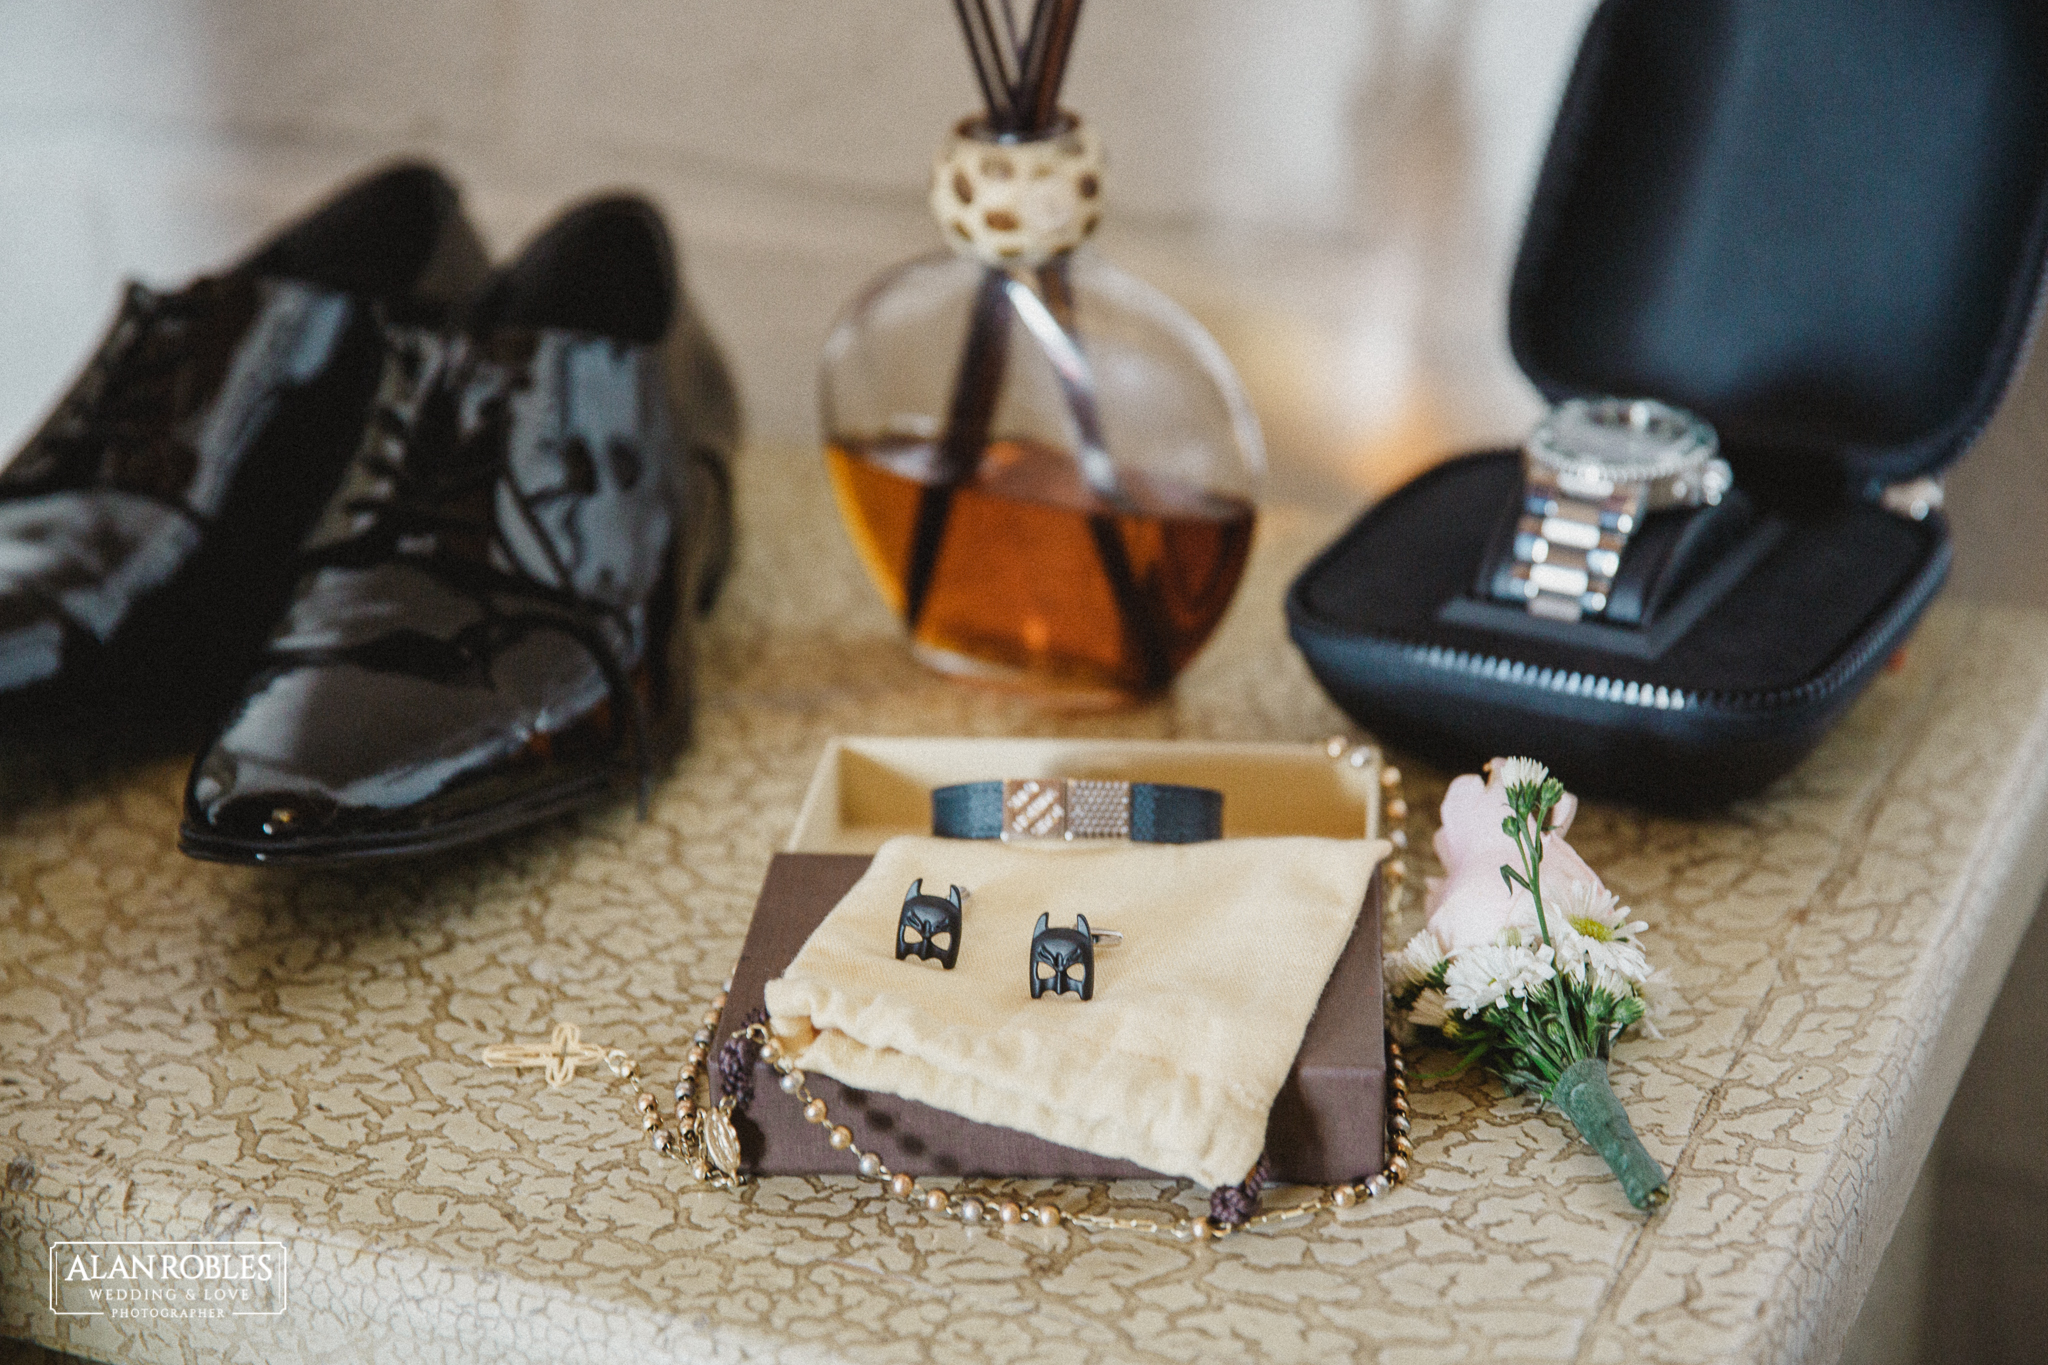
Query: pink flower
1424 760 1603 950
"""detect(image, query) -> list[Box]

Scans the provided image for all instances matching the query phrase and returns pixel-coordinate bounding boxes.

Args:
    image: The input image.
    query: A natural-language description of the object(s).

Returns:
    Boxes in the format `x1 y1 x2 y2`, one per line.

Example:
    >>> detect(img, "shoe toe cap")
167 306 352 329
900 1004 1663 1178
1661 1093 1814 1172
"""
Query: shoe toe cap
190 775 342 845
184 640 625 858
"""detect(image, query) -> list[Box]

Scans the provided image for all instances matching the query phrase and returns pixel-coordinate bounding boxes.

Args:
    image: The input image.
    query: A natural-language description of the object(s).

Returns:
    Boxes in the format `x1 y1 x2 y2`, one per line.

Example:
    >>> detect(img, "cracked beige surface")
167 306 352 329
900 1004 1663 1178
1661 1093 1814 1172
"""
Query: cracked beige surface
4 445 2048 1365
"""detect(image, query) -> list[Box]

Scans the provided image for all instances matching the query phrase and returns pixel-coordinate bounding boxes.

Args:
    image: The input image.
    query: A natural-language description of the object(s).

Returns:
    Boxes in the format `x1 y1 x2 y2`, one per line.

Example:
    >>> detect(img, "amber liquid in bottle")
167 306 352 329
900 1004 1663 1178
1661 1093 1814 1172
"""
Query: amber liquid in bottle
827 436 1255 699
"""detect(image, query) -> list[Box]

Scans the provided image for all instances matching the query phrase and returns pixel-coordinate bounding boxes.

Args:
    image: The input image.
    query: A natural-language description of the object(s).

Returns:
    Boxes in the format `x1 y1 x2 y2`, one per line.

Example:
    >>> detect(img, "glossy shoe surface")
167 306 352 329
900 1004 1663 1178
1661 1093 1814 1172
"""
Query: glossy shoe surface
0 163 490 741
179 197 740 864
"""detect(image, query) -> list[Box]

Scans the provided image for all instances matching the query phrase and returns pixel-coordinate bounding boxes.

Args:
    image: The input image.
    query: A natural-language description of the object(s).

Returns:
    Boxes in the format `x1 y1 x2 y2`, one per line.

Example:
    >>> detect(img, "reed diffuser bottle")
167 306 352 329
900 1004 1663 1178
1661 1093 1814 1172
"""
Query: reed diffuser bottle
821 0 1263 702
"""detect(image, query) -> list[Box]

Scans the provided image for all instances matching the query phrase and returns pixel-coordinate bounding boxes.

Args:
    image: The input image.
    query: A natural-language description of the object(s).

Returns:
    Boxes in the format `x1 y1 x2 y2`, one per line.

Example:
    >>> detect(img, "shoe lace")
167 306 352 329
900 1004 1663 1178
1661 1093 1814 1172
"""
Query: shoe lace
294 335 658 812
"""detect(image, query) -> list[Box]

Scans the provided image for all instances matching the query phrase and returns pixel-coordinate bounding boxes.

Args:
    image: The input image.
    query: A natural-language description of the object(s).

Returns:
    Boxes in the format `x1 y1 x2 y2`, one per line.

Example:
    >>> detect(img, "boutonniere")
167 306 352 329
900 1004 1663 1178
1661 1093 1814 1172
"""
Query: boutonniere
1386 757 1669 1211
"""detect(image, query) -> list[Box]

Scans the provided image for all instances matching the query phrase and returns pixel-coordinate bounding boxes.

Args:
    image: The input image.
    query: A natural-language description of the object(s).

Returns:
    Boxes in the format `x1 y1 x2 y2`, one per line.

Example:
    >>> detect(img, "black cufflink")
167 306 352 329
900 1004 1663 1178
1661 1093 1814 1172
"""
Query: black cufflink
897 880 964 969
1030 912 1096 1000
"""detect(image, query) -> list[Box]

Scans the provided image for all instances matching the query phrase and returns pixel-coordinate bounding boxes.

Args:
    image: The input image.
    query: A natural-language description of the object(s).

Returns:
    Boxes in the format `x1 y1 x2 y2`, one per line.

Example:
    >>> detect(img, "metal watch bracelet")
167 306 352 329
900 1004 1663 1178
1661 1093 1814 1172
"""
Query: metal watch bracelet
1499 473 1647 622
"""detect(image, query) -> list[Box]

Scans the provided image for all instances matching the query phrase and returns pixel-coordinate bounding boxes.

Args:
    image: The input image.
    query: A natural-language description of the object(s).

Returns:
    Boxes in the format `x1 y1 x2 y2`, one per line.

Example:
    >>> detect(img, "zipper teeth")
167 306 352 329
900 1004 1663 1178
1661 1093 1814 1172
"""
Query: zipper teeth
1395 644 1699 711
1379 544 1948 717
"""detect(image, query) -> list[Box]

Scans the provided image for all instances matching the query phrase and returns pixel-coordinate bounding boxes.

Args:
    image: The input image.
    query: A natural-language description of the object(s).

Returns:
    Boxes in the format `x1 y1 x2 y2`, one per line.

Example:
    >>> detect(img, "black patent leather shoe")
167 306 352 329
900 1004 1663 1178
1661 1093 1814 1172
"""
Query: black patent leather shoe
178 196 740 864
0 162 490 740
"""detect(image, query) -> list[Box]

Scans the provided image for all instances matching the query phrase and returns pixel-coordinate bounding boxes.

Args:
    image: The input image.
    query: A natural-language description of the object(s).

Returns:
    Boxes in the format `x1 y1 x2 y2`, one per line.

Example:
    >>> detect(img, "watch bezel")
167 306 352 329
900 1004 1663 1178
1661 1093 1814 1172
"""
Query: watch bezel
1525 397 1723 504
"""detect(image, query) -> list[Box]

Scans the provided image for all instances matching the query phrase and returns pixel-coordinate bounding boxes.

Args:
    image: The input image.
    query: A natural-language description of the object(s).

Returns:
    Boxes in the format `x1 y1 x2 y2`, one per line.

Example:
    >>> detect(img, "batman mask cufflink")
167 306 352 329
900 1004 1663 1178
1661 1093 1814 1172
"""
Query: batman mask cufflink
897 880 964 969
1030 913 1121 1000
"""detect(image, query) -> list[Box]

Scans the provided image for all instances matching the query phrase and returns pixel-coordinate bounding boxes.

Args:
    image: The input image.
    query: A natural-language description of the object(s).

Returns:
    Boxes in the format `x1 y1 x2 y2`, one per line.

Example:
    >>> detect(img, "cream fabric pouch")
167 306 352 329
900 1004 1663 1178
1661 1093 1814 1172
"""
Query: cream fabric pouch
763 834 1387 1187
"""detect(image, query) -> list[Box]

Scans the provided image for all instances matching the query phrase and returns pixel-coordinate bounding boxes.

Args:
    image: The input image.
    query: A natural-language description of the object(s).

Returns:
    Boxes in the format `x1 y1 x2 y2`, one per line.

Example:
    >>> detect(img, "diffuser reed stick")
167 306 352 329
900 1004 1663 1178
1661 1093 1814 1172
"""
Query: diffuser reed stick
907 0 1129 652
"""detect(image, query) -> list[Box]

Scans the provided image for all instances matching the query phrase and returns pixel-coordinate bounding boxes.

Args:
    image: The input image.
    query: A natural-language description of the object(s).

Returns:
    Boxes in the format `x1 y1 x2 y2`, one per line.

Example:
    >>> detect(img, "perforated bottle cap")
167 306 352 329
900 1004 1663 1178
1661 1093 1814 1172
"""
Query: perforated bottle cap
929 115 1105 268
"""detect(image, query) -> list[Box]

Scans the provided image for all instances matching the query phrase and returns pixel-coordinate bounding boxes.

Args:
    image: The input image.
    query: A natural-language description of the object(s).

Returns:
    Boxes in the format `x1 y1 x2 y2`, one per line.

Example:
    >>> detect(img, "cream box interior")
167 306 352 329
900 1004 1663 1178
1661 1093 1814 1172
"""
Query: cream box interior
786 736 1384 853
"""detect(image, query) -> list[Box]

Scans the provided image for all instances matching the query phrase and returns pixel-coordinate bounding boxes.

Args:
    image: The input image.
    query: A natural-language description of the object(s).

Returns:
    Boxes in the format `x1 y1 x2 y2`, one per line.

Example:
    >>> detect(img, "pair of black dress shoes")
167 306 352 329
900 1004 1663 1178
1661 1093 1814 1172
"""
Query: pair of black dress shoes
0 163 738 864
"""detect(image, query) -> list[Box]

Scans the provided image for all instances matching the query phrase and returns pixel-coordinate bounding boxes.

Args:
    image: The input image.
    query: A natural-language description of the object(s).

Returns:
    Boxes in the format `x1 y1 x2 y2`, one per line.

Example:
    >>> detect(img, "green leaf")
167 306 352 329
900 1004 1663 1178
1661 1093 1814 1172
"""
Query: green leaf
1419 1046 1491 1081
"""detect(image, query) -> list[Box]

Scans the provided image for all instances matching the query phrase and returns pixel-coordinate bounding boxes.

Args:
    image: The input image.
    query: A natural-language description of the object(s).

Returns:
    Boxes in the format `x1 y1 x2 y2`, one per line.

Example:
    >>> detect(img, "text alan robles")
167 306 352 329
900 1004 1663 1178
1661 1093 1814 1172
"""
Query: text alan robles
49 1241 287 1318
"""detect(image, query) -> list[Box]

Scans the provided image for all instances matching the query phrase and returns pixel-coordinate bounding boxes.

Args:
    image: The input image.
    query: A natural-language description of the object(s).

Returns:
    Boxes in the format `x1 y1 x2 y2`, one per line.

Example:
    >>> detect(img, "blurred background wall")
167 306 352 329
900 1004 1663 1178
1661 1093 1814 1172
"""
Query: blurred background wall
0 0 1596 501
2 4 2046 1362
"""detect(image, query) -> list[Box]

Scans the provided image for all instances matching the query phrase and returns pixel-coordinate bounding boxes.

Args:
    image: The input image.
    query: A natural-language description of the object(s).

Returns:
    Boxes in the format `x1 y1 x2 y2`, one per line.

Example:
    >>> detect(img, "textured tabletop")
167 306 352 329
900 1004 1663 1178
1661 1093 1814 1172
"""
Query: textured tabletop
5 446 2048 1365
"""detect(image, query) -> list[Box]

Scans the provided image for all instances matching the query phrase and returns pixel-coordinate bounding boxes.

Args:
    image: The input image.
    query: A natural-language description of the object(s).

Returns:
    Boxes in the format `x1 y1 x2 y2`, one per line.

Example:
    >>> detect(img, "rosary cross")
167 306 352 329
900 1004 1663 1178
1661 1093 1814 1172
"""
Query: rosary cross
481 1021 611 1089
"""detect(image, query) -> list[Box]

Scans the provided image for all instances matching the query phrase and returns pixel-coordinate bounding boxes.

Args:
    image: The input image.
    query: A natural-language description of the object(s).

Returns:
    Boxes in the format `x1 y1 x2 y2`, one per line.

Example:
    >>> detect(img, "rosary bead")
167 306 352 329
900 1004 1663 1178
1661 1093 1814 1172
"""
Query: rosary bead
890 1173 916 1198
1380 766 1402 789
641 1112 658 1130
1189 1217 1214 1241
1325 736 1347 758
997 1201 1023 1225
1386 798 1409 821
1365 1174 1391 1197
635 1092 657 1113
857 1153 883 1179
1332 1185 1357 1208
1034 1204 1062 1228
1389 1155 1410 1180
692 1028 713 1047
924 1189 949 1212
778 1071 804 1094
828 1125 854 1150
1390 829 1408 849
802 1099 829 1124
674 1081 692 1101
760 1037 782 1061
617 1058 637 1079
711 992 729 1012
675 1100 694 1122
773 1055 796 1075
701 1008 722 1029
652 1129 672 1153
957 1197 984 1224
1391 1114 1411 1135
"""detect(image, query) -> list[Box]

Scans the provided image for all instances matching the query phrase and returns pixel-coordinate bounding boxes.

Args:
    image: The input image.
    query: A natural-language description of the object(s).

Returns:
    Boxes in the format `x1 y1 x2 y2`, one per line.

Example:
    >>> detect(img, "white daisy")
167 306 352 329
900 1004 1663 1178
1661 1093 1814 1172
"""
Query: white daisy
1385 928 1450 996
1502 888 1576 953
1553 879 1648 943
1444 942 1556 1015
1535 881 1652 988
1583 938 1652 990
1409 987 1451 1032
1492 756 1550 793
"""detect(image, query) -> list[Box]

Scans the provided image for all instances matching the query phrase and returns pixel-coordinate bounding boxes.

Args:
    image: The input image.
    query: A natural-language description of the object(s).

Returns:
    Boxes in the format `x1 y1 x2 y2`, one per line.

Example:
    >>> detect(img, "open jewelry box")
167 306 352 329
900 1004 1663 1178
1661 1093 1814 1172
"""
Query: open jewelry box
1287 0 2048 808
718 737 1390 1182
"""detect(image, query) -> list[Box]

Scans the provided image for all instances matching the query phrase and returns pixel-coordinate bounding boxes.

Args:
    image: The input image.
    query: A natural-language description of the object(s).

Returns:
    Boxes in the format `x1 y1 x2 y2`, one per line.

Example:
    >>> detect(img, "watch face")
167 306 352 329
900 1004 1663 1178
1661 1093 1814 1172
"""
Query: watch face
1526 397 1719 495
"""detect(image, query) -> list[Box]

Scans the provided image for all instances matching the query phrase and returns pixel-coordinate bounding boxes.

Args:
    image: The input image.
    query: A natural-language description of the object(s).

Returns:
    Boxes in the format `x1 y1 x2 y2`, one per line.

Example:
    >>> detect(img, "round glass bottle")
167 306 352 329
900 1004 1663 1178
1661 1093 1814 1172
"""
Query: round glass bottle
821 118 1264 703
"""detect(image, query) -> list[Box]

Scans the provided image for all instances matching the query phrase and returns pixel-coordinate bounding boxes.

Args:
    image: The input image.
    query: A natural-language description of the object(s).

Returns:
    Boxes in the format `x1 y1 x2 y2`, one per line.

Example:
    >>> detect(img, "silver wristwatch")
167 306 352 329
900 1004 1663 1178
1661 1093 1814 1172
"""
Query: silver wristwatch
1503 397 1730 622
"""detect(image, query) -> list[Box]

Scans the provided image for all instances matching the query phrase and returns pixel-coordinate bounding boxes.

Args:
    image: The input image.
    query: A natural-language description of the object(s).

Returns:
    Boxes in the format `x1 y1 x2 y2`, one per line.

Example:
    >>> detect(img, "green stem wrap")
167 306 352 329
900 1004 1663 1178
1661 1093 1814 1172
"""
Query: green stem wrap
1548 1057 1670 1211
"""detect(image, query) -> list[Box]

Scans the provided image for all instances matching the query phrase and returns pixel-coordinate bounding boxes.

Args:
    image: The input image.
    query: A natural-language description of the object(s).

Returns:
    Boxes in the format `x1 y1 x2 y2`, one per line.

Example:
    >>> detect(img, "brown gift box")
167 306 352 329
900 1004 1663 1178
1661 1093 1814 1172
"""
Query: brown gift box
717 851 1386 1184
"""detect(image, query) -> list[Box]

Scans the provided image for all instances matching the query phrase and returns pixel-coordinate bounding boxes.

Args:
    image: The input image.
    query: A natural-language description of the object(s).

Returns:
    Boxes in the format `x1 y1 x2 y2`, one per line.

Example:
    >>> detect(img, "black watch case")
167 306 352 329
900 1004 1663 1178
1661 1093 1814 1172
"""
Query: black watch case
1288 0 2048 808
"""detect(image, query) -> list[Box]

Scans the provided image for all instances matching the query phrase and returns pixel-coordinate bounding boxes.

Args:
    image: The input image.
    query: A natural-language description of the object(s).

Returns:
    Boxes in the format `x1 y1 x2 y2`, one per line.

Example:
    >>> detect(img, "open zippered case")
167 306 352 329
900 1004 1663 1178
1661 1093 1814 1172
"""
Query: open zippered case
1287 0 2048 808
